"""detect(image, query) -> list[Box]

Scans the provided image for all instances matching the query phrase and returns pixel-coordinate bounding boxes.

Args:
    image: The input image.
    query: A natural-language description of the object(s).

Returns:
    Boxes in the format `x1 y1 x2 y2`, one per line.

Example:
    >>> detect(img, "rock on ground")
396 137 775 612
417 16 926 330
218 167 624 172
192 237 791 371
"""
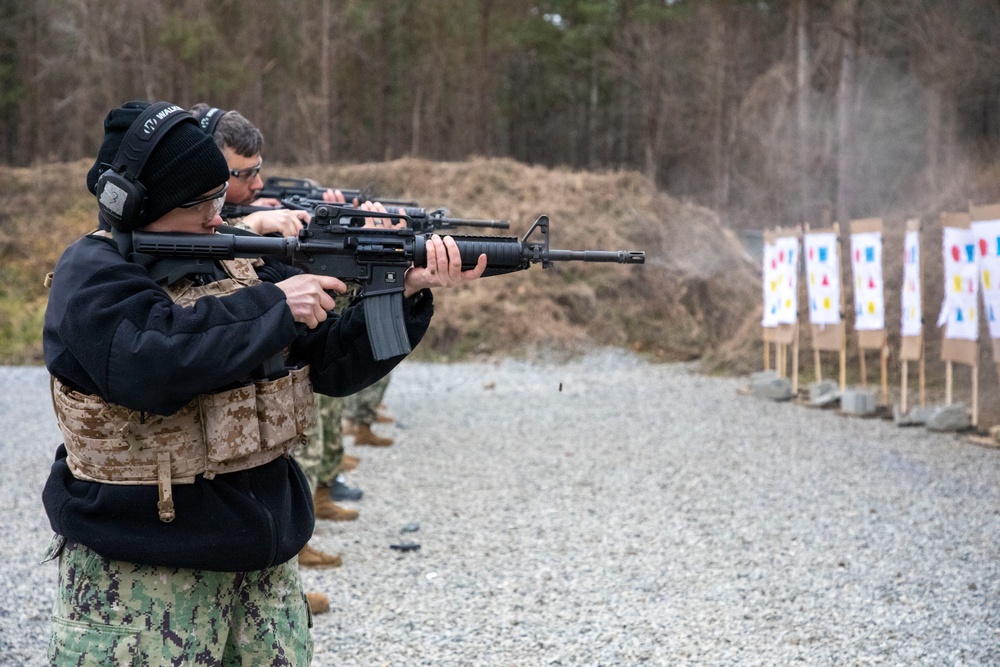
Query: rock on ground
1 352 998 666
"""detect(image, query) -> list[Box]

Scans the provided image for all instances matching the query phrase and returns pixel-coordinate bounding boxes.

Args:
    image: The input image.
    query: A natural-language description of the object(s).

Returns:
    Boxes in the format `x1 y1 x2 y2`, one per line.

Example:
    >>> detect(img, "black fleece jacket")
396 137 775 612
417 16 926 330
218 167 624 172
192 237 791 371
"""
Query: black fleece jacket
42 231 432 571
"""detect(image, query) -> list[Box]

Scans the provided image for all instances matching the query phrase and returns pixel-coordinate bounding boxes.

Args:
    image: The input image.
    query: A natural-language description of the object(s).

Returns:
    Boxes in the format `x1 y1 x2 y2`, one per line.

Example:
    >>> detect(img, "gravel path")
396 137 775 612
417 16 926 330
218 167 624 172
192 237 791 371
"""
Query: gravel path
1 351 998 666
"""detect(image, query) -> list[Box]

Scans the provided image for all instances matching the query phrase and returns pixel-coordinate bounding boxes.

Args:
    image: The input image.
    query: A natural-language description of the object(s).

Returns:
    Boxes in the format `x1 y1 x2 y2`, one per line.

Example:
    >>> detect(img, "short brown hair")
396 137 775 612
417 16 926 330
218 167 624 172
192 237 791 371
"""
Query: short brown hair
190 103 263 158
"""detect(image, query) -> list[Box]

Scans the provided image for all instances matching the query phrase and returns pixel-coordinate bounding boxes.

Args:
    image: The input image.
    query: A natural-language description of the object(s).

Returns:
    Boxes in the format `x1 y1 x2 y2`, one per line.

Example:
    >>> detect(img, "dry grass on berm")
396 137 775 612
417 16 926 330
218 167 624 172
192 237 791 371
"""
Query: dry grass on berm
0 158 761 369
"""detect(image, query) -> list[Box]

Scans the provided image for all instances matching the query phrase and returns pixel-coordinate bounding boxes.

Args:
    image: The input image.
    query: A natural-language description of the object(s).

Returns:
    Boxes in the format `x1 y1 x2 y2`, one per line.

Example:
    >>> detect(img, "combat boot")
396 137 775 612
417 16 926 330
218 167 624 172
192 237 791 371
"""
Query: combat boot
313 486 359 521
353 423 394 447
298 543 343 568
306 592 330 615
341 418 357 435
339 454 360 472
375 411 394 424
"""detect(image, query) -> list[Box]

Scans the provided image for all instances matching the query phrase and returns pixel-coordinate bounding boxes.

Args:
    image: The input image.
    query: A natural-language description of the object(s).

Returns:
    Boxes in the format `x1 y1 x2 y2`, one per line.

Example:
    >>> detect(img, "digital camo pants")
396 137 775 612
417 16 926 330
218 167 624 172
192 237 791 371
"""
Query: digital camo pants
344 373 391 425
295 393 344 494
49 540 313 666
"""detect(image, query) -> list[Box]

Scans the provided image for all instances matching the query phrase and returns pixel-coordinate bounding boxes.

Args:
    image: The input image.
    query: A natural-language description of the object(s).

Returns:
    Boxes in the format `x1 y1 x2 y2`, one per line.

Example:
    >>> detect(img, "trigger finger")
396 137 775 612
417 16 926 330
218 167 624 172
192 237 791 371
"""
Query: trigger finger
323 292 337 311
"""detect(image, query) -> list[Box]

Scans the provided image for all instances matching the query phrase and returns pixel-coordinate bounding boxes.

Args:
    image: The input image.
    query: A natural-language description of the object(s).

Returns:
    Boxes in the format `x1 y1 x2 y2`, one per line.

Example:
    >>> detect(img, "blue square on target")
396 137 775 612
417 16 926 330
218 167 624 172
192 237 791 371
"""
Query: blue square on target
865 247 875 262
818 247 828 262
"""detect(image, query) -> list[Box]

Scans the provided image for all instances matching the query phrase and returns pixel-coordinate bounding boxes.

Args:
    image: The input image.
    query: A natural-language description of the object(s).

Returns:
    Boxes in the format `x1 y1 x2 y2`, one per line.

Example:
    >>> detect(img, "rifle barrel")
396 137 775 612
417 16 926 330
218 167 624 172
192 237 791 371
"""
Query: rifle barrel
442 234 645 275
436 218 510 229
544 249 645 263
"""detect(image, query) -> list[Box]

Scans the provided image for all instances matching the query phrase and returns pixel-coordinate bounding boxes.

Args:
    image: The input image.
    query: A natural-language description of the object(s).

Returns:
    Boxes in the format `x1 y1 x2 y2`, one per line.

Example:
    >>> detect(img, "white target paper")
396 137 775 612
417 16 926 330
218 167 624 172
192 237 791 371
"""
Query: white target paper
938 226 978 341
761 236 799 327
900 230 922 338
804 232 840 326
850 231 884 331
972 218 1000 339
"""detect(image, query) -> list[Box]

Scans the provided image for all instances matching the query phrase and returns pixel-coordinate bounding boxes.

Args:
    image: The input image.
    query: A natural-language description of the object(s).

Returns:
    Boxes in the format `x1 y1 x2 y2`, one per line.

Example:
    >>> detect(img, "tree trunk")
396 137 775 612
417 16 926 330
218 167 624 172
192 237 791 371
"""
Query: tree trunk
476 0 493 157
835 0 857 226
319 0 332 164
708 4 727 211
925 84 941 197
795 0 812 224
411 86 422 157
376 0 390 160
588 53 600 169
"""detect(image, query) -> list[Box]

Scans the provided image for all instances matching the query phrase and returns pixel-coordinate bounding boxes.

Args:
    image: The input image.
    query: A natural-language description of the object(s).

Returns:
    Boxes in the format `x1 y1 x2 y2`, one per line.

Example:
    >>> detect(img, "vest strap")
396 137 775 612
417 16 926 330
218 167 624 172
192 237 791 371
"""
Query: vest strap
156 452 176 523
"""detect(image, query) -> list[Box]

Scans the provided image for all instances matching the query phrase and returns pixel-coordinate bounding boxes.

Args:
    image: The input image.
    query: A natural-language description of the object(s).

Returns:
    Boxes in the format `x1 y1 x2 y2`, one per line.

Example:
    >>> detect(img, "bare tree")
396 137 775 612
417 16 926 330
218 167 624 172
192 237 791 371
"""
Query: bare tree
795 0 812 223
834 0 857 225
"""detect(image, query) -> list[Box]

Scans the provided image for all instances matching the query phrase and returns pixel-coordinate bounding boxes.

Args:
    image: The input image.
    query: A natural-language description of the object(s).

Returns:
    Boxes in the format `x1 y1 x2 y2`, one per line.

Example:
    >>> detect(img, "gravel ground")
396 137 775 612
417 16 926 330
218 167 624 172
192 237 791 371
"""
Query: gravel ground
1 351 999 666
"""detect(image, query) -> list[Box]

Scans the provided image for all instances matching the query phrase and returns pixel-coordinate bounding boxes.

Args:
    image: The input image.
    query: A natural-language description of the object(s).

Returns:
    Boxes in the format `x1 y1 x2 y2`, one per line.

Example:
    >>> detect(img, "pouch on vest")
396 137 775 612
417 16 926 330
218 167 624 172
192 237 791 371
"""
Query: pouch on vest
255 372 297 446
289 366 317 433
54 382 204 484
199 384 262 465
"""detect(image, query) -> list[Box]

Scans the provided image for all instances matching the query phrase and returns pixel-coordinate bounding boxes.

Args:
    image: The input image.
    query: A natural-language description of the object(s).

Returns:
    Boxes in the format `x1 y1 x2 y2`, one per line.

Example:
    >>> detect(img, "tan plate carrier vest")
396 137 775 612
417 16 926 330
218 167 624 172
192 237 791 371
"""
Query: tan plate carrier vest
50 243 316 523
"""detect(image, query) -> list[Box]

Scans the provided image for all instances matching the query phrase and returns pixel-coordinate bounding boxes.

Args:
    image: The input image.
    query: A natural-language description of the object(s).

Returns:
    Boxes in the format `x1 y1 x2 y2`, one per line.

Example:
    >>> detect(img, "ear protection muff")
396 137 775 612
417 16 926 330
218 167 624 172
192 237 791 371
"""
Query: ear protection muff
196 107 227 139
95 102 198 228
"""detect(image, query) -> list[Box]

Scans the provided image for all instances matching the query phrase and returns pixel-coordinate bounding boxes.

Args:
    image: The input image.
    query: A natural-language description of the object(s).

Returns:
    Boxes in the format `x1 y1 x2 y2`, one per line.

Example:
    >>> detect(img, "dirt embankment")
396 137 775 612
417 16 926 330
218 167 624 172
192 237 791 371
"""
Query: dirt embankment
0 158 760 367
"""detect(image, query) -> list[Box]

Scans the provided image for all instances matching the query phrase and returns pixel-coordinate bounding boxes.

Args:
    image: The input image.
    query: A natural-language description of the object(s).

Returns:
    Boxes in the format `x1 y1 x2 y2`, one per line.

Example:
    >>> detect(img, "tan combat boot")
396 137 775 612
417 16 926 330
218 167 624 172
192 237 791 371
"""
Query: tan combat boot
353 423 394 447
339 454 360 472
306 592 330 615
298 543 343 568
314 485 359 521
375 411 394 424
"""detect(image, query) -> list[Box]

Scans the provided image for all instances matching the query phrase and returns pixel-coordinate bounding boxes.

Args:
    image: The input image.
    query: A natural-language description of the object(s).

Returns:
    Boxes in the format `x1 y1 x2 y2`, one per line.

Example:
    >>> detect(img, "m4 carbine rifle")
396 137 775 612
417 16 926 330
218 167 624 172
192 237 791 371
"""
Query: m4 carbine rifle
222 197 511 235
258 176 418 207
132 205 646 361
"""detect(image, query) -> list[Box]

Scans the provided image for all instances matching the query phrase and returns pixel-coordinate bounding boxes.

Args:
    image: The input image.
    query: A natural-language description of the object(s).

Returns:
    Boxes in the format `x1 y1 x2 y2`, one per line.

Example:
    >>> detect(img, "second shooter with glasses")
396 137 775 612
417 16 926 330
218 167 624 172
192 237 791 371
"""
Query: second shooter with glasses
189 103 345 238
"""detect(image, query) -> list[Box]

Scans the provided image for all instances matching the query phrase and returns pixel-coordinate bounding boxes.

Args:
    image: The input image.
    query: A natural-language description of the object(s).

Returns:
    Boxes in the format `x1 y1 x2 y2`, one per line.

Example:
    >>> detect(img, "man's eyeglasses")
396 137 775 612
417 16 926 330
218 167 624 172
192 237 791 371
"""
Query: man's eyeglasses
229 158 263 181
180 182 228 219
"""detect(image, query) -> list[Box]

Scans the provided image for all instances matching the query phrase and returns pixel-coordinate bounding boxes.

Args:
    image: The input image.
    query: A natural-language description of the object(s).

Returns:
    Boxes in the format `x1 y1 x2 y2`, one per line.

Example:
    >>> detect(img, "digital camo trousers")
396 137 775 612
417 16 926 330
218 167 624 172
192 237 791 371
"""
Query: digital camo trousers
294 393 344 494
48 540 313 666
343 373 391 425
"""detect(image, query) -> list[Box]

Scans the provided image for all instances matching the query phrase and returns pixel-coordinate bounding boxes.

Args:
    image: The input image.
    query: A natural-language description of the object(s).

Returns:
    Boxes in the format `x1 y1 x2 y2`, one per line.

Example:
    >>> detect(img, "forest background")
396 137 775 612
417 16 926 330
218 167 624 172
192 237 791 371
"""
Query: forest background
5 0 1000 225
5 0 1000 416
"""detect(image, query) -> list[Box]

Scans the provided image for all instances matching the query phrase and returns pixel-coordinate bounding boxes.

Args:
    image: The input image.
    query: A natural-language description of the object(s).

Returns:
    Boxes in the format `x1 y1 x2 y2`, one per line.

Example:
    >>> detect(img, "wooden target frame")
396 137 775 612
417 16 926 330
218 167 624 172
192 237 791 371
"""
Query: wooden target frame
969 202 1000 427
940 211 979 426
805 223 847 391
762 228 801 395
849 217 889 405
899 218 925 414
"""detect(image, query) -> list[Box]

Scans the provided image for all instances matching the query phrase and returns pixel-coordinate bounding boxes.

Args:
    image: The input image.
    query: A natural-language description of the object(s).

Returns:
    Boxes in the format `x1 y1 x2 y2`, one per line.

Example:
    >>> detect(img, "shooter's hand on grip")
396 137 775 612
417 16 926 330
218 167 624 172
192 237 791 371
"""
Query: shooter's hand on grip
276 274 347 329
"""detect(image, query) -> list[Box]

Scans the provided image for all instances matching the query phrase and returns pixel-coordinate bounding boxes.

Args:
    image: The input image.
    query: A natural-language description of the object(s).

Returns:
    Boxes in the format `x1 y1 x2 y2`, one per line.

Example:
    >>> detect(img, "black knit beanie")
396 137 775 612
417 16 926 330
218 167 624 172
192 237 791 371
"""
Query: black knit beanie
87 100 230 231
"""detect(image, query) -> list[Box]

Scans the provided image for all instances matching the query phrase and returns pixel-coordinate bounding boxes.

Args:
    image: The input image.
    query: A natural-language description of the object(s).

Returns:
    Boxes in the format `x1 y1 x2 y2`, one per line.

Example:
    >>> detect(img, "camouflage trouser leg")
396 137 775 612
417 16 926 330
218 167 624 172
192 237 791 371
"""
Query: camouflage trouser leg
49 540 313 666
294 393 344 494
344 373 391 425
